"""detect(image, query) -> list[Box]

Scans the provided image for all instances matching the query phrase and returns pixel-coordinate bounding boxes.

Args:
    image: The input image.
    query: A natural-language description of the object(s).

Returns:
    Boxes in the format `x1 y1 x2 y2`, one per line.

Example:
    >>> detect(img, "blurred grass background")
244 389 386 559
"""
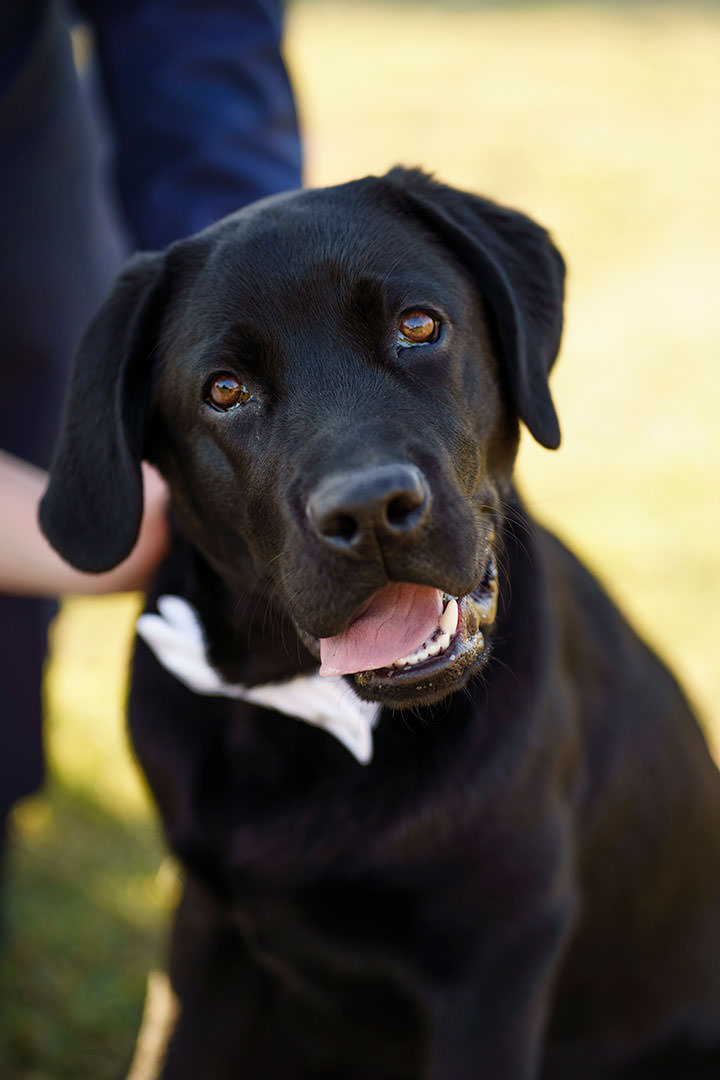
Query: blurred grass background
2 2 719 1076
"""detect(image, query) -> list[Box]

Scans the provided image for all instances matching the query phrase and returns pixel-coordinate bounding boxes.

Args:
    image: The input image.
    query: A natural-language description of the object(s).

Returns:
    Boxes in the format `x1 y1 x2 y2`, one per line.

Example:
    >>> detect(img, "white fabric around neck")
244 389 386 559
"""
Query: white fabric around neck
136 595 380 764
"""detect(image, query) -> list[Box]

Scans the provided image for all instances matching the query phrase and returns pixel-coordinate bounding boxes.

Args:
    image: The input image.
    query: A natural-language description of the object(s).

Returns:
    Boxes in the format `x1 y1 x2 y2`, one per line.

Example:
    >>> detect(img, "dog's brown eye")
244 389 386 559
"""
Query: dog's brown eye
205 374 253 411
397 311 440 348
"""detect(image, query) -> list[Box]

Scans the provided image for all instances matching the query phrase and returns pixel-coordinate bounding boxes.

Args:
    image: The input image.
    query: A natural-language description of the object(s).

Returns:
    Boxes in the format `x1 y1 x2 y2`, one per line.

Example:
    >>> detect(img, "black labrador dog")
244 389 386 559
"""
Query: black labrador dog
40 169 720 1079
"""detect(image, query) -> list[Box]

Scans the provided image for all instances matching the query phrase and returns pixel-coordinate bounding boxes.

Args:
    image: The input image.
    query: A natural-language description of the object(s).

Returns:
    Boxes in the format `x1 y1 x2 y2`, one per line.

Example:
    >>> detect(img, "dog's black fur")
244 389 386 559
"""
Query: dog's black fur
41 169 720 1079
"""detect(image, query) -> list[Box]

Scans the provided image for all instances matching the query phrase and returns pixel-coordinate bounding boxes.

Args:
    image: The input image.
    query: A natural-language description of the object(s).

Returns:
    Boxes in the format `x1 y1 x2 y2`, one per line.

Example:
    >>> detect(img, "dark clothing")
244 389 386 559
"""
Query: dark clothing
75 0 303 247
0 0 302 818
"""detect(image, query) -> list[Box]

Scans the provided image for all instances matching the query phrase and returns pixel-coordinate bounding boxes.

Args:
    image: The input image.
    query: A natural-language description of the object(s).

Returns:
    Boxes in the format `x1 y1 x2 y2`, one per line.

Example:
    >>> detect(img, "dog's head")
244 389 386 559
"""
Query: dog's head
40 169 564 707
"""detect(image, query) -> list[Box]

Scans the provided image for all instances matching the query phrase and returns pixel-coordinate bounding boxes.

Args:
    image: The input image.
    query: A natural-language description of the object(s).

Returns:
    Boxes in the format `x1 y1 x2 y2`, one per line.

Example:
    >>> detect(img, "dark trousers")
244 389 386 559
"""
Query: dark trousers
0 4 127 822
0 0 302 829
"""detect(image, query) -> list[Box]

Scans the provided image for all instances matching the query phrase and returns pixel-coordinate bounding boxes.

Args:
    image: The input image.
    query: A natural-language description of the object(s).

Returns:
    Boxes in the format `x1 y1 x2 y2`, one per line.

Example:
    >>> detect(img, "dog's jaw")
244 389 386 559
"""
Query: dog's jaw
295 547 499 709
353 550 498 707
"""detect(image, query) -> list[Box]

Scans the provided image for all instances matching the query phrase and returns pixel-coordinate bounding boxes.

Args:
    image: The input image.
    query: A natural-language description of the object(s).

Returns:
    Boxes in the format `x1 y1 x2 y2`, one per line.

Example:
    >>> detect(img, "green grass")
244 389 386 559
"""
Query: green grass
1 597 177 1079
2 3 719 1075
1 790 168 1080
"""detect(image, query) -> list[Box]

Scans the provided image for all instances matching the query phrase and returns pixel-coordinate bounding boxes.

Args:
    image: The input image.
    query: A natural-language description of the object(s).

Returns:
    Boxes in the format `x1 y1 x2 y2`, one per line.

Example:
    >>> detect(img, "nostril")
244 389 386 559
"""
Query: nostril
307 489 361 545
325 512 359 544
386 491 425 528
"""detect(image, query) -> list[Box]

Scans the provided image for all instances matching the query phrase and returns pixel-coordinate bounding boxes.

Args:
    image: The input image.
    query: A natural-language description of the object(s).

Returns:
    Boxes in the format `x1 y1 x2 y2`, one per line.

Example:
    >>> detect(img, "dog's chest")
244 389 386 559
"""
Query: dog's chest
223 854 474 1062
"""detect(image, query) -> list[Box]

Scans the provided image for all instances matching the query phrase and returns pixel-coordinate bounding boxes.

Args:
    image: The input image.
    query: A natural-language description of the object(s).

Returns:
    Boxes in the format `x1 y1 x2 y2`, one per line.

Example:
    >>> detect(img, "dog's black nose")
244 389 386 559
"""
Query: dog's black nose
306 464 431 551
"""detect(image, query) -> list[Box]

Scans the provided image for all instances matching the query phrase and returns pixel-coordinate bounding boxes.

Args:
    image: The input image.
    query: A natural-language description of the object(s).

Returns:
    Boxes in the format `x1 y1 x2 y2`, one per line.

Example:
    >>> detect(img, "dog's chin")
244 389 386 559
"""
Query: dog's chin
296 552 498 710
353 562 497 708
352 590 494 709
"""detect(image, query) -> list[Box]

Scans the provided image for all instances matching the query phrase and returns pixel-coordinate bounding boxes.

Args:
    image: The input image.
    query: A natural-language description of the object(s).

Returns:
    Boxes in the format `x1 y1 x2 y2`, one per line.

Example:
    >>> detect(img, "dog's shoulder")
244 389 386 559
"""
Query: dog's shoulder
535 523 715 799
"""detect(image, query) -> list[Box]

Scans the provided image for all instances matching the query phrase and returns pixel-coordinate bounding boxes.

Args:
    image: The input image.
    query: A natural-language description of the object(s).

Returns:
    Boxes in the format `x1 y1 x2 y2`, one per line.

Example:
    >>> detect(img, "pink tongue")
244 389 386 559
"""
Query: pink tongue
319 583 443 677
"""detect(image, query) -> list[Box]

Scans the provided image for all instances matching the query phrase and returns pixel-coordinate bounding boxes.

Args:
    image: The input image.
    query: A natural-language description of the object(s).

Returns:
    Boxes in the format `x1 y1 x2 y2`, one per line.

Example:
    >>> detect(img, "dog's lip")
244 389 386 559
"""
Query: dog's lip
295 548 498 696
352 553 498 696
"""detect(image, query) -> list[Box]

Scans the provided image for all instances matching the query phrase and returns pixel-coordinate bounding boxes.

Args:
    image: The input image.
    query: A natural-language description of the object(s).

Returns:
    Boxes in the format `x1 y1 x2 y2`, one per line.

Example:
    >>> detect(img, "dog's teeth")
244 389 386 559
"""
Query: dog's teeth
390 620 456 671
393 646 426 668
439 597 458 635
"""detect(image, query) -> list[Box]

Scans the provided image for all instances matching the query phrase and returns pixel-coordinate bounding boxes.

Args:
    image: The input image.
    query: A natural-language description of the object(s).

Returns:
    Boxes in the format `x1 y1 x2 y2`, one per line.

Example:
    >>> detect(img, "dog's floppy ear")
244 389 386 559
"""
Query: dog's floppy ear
39 251 166 572
383 168 564 450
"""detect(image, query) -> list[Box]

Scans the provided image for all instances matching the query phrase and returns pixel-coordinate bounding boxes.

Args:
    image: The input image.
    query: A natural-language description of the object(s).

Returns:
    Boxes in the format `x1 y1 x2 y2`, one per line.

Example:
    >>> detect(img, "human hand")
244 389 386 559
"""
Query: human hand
0 452 169 596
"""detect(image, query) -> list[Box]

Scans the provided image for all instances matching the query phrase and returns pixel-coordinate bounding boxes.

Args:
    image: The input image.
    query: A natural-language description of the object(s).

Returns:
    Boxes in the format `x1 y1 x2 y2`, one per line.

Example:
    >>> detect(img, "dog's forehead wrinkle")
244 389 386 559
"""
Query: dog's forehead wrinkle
212 203 384 284
170 219 480 381
196 195 460 316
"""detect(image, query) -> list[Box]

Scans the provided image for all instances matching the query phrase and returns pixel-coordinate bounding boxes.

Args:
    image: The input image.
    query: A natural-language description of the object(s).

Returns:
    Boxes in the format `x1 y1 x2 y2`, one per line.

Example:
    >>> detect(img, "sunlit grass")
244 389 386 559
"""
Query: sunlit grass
1 597 172 1079
3 3 718 1075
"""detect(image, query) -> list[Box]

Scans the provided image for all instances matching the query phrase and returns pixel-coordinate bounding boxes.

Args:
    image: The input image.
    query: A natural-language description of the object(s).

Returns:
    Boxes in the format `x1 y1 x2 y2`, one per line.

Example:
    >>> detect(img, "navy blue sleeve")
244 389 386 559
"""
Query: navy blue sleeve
77 0 303 248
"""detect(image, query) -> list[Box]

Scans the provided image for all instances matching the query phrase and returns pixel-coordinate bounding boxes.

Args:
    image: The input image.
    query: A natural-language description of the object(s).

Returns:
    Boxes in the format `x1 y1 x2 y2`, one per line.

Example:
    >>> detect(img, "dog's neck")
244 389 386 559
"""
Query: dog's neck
154 534 318 687
140 535 384 761
136 592 381 763
143 497 549 764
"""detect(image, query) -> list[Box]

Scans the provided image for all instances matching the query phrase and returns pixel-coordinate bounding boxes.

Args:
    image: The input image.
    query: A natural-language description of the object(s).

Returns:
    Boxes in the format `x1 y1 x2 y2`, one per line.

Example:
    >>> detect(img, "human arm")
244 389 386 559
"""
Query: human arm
76 0 303 248
0 451 168 596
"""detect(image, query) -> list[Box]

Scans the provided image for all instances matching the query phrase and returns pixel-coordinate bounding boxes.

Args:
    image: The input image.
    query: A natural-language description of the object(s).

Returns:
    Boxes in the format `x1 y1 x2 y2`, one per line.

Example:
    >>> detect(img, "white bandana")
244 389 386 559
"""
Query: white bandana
136 595 381 764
